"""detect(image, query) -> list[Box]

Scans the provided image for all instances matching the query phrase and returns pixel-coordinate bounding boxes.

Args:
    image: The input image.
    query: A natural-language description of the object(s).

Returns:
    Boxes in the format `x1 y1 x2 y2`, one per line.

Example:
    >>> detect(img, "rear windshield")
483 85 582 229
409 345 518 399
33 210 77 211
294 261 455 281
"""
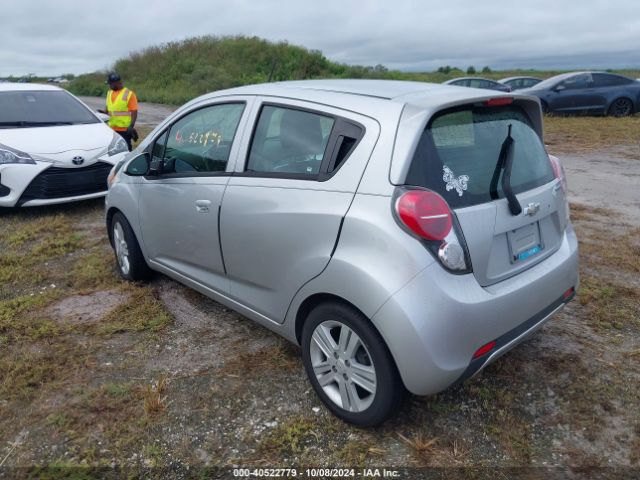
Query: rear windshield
406 105 554 209
0 90 98 127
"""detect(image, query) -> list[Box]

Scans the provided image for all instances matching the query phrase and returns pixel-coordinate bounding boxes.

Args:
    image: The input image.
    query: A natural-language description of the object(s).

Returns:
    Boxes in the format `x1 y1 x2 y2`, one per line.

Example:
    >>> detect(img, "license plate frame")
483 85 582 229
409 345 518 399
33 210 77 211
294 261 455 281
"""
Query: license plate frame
507 221 544 264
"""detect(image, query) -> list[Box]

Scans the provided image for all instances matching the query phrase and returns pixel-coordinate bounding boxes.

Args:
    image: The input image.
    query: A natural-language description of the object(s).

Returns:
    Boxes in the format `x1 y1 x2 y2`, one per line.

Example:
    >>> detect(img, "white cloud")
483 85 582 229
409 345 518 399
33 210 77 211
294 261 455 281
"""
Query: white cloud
1 0 639 76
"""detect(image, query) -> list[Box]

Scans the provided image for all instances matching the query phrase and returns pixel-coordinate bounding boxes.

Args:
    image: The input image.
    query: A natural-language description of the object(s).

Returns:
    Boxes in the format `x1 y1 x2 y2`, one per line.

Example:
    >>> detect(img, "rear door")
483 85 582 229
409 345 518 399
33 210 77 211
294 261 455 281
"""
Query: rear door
405 101 567 286
220 100 379 322
591 73 633 114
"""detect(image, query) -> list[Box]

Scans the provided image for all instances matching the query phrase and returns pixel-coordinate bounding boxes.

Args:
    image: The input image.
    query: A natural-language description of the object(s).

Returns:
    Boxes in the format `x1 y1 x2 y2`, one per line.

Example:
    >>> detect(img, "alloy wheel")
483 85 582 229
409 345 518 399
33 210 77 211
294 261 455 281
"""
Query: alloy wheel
113 222 130 275
309 320 377 412
610 98 633 117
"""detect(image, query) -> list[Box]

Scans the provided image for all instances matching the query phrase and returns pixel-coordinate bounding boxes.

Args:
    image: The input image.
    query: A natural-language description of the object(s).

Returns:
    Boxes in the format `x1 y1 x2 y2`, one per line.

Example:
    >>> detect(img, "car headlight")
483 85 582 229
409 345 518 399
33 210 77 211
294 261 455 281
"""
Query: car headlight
0 143 36 165
108 133 128 156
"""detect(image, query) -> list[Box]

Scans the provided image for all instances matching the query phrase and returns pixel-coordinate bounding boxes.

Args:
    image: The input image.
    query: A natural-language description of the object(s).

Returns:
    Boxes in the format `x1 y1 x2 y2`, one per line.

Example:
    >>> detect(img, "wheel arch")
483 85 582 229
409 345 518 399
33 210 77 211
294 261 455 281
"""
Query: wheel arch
106 206 120 247
608 96 635 116
294 293 366 345
106 206 145 253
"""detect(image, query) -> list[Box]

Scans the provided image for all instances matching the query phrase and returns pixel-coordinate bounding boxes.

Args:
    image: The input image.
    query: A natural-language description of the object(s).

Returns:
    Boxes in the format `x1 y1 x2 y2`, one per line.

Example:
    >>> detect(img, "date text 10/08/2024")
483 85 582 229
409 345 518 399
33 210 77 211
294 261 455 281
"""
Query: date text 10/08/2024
232 468 401 478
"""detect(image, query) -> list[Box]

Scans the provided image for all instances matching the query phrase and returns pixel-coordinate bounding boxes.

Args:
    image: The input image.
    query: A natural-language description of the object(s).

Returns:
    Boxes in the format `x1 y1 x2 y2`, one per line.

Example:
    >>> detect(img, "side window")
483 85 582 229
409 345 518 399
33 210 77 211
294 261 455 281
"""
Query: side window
562 73 592 90
246 106 335 176
151 130 168 163
593 74 631 87
161 103 245 175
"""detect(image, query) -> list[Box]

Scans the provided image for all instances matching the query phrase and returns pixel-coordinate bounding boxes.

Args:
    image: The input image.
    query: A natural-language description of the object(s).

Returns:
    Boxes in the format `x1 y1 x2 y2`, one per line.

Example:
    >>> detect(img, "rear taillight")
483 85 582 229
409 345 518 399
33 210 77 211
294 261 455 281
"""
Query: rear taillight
548 154 567 193
396 190 452 241
394 188 470 273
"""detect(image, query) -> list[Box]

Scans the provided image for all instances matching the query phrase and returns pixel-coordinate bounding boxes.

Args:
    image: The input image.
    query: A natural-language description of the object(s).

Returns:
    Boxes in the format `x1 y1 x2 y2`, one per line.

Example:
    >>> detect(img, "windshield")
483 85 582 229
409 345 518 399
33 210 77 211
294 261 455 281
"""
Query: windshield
0 90 99 127
406 105 555 209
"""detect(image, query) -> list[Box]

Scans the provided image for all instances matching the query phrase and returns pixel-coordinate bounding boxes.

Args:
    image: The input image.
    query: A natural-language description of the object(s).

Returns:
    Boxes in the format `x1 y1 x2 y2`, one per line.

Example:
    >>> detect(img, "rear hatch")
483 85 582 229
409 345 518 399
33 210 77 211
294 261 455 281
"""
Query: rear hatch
405 100 568 286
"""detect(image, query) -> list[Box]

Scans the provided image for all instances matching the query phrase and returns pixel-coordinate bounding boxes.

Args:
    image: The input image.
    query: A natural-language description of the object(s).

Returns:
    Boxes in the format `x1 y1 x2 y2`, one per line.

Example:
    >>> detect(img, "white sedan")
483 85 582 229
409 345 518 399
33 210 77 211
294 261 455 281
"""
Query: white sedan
0 83 128 207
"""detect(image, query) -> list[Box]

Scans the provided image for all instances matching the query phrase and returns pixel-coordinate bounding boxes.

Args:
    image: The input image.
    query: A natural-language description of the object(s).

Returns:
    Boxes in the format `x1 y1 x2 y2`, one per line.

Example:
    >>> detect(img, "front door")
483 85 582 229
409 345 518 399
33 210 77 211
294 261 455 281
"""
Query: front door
138 100 249 290
550 73 596 113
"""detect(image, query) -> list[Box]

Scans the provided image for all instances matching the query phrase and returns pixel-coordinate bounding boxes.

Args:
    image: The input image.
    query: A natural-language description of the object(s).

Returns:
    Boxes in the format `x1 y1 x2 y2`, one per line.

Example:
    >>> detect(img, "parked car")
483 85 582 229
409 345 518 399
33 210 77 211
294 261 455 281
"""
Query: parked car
444 77 511 92
0 83 128 207
106 80 579 426
499 76 542 91
521 71 640 116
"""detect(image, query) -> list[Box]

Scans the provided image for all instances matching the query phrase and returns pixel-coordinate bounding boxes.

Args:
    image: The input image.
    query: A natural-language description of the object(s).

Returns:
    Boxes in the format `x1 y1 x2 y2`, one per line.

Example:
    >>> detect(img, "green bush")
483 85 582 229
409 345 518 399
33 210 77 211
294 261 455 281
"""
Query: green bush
66 35 640 105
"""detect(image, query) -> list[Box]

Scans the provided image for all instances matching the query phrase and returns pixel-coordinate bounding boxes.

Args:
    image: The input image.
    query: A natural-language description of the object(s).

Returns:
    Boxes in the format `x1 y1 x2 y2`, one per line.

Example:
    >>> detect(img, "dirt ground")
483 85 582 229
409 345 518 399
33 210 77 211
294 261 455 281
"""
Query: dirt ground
0 114 638 478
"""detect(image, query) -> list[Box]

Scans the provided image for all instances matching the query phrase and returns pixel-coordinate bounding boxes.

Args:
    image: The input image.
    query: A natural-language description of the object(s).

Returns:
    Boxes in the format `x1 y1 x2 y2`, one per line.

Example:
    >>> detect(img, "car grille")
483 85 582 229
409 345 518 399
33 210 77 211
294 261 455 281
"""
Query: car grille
18 162 112 204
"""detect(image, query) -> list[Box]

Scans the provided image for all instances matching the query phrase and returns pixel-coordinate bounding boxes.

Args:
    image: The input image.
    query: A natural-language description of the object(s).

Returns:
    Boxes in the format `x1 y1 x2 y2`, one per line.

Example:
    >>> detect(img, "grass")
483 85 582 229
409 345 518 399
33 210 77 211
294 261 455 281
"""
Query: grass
217 343 300 377
70 247 120 290
397 433 438 464
0 291 62 344
578 275 640 331
97 286 173 334
0 340 81 400
258 416 318 458
544 115 640 156
141 376 168 415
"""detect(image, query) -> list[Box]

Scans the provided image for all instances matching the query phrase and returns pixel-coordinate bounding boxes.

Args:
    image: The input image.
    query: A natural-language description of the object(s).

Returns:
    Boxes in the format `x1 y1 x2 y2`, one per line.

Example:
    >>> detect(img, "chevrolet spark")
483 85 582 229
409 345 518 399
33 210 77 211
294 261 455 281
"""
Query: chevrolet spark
106 80 579 426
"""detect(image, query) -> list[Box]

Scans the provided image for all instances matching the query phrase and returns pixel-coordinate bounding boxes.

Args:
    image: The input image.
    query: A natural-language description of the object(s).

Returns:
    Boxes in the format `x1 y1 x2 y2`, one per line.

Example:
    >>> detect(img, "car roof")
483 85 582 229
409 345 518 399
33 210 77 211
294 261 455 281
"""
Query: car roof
196 79 516 113
444 77 497 83
0 82 63 92
499 76 541 82
217 79 455 101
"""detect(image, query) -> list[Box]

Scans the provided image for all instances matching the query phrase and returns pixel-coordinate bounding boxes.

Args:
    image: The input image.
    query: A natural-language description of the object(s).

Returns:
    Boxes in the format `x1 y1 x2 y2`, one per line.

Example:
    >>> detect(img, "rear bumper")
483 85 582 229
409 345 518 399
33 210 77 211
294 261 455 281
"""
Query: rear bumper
371 224 579 395
452 290 573 386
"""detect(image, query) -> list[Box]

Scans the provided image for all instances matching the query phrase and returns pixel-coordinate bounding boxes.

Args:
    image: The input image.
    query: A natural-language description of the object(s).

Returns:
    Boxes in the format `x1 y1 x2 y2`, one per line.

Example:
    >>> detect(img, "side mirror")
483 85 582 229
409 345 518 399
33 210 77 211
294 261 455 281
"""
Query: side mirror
125 153 150 176
96 111 110 123
148 157 164 176
554 84 566 92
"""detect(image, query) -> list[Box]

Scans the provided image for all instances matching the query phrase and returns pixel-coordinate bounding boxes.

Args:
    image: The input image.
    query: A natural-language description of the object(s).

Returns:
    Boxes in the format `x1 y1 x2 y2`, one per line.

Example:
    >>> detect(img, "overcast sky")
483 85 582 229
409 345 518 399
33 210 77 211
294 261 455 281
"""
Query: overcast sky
2 0 639 76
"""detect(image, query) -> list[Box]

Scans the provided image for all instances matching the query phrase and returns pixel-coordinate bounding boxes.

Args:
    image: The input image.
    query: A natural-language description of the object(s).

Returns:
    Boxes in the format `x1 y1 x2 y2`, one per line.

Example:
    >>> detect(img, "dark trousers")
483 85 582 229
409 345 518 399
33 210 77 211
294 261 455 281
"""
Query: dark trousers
116 130 133 151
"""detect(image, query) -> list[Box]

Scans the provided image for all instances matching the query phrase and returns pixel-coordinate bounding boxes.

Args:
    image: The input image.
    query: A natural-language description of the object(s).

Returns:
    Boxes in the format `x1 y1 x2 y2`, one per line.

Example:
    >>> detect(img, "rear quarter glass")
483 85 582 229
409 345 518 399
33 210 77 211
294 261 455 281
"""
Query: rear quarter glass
405 105 555 209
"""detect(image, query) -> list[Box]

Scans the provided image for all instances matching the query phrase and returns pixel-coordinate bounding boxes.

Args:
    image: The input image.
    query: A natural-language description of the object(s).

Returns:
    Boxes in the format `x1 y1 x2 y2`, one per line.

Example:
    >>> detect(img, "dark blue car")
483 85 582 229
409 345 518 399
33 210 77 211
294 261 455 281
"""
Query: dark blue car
521 72 640 116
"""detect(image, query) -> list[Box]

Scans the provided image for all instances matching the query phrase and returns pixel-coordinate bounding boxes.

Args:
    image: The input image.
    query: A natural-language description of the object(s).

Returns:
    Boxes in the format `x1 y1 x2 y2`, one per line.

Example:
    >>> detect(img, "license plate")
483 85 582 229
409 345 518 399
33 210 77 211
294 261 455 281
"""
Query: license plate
507 222 544 263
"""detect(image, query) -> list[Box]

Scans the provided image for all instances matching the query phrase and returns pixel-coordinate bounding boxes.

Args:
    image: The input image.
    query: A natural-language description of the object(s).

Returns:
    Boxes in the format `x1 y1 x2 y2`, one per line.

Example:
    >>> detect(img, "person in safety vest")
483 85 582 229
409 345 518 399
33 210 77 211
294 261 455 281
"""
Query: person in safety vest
98 73 138 151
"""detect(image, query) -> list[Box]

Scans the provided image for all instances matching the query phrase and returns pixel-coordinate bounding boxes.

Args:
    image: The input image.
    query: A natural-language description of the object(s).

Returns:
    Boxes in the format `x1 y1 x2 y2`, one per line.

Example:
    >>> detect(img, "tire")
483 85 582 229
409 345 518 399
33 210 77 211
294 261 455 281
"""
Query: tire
110 212 152 281
301 302 405 426
608 97 634 117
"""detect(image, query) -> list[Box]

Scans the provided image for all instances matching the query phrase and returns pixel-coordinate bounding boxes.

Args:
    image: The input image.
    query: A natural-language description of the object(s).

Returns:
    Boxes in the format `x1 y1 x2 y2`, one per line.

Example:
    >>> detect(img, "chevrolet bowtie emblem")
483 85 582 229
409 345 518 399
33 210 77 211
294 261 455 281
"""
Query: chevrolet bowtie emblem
523 202 540 216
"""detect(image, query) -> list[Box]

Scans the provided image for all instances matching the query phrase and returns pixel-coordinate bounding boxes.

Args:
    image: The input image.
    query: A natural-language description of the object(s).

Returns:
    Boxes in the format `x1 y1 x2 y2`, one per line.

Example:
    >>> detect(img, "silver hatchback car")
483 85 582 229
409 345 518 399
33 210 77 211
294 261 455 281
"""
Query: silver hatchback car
106 80 579 426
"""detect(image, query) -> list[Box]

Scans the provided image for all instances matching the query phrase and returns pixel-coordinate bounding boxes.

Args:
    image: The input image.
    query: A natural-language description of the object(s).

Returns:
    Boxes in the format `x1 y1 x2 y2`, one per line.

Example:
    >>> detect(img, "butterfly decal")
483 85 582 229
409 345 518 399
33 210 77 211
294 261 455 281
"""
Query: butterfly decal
442 165 469 197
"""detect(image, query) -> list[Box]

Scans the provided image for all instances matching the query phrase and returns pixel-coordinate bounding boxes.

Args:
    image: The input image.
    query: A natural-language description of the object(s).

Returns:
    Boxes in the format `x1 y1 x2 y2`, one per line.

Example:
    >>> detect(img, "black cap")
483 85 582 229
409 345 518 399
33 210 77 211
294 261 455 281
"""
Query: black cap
106 72 121 83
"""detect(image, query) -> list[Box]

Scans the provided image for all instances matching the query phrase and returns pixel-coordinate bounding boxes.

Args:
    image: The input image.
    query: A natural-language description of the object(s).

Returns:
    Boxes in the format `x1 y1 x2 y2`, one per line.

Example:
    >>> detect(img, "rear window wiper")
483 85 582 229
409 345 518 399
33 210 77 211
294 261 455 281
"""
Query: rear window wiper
489 124 522 216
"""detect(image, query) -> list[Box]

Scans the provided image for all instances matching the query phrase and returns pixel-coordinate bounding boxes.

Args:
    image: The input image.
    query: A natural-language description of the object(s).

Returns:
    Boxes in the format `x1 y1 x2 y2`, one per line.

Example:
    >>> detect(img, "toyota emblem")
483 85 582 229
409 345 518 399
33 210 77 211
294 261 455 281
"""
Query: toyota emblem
72 156 85 166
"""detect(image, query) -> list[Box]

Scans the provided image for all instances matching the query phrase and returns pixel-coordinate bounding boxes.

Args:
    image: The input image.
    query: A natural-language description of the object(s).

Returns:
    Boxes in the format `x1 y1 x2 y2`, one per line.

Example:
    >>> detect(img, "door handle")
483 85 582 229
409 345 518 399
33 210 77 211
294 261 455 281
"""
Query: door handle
195 199 212 213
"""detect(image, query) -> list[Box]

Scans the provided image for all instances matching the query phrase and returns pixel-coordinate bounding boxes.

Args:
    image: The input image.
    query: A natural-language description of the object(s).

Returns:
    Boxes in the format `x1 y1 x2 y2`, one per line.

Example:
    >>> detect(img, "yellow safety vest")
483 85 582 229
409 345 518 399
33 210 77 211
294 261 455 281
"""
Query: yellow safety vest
106 88 132 129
